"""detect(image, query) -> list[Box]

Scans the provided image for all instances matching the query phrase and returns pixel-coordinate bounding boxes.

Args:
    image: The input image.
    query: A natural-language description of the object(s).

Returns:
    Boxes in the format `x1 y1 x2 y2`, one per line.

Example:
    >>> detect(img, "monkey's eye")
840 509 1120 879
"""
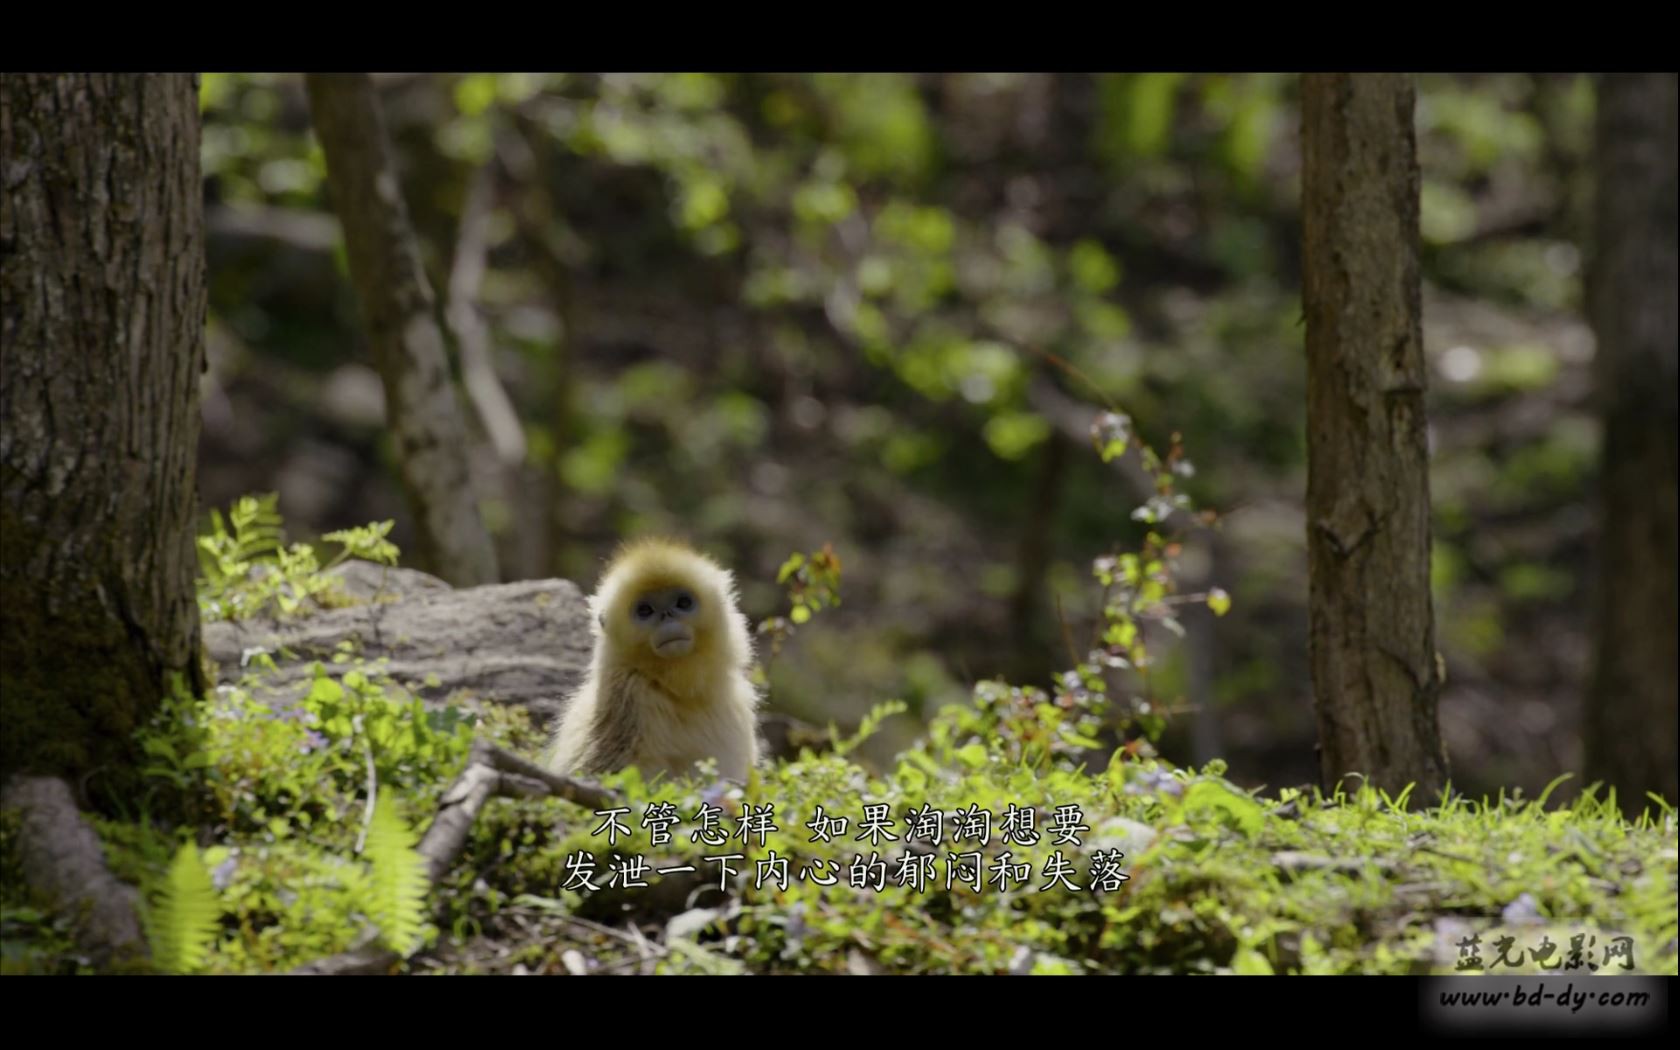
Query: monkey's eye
675 593 694 611
635 602 655 620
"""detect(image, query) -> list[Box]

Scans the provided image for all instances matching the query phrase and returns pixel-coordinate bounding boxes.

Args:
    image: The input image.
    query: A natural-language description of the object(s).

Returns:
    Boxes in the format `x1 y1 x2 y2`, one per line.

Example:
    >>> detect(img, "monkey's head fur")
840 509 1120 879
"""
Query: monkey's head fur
589 537 753 687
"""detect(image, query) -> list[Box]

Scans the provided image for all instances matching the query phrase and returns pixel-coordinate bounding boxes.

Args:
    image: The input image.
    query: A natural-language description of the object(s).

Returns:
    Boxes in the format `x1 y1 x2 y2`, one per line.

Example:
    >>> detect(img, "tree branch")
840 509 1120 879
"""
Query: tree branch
446 156 528 466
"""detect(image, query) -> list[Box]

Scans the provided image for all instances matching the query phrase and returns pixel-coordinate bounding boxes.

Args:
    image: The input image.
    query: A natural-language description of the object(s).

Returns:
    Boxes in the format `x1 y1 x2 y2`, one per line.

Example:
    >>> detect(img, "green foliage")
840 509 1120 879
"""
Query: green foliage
1055 418 1229 750
197 494 399 622
756 544 844 663
200 75 326 209
1097 73 1187 164
136 654 475 836
777 545 842 623
456 747 1677 976
925 413 1215 763
84 499 485 972
813 74 938 184
363 796 430 957
832 700 909 758
143 842 221 974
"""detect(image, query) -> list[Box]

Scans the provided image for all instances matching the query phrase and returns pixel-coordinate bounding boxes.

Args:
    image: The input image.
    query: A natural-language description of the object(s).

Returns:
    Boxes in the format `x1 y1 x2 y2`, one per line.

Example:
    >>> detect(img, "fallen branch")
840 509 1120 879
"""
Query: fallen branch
290 741 617 975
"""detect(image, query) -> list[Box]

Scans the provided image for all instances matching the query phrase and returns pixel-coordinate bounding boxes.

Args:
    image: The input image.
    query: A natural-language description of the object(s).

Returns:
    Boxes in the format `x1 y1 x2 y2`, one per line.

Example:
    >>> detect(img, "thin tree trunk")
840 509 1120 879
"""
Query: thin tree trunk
0 73 207 800
511 110 582 579
1010 428 1069 678
1301 73 1448 801
304 73 499 587
1583 73 1679 813
447 155 526 468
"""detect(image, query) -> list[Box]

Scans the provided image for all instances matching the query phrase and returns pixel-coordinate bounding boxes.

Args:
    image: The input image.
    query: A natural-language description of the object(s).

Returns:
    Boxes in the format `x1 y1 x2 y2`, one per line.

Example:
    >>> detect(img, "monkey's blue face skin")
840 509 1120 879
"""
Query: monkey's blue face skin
630 587 699 657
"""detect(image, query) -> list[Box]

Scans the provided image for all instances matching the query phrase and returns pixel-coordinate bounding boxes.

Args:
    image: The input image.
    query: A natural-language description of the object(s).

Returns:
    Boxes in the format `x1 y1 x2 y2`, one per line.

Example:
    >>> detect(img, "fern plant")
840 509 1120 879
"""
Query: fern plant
362 796 429 958
144 842 221 974
196 493 401 622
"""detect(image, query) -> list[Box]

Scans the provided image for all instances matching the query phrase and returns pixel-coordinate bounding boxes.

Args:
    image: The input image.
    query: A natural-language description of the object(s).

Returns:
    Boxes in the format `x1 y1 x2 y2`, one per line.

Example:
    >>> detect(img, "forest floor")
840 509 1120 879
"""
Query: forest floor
5 531 1675 977
5 689 1674 976
405 744 1680 976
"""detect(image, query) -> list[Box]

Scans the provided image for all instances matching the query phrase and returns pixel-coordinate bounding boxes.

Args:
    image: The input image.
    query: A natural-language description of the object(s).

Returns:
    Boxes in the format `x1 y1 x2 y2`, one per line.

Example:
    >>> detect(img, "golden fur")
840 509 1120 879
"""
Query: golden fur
544 538 761 783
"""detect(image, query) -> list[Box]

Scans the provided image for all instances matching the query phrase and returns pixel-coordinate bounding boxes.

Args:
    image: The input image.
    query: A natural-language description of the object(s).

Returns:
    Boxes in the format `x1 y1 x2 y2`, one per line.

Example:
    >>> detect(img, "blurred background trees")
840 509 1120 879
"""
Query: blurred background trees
189 72 1665 804
1583 73 1678 810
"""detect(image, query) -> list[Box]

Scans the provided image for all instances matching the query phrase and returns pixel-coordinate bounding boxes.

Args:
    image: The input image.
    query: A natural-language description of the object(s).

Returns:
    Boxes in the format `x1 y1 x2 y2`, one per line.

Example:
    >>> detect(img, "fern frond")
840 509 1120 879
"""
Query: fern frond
229 493 284 563
832 699 910 757
364 795 429 957
144 842 221 974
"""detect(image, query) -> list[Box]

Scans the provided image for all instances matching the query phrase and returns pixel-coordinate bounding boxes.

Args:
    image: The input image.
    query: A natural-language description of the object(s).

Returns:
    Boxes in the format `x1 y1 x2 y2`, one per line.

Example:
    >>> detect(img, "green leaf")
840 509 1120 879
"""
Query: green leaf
145 843 221 974
1207 588 1232 617
833 700 909 757
1181 780 1265 838
1091 412 1132 462
364 796 429 958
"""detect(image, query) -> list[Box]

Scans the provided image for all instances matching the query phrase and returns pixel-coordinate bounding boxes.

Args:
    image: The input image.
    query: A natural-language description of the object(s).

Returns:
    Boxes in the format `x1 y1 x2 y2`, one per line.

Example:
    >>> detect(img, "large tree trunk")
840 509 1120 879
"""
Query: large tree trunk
1583 73 1679 813
1300 73 1448 801
304 73 500 588
0 73 207 799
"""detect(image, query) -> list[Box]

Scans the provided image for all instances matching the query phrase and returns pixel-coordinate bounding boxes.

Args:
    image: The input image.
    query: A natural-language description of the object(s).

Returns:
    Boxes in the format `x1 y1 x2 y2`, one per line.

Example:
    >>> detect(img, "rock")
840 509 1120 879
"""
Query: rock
322 559 449 601
203 574 594 727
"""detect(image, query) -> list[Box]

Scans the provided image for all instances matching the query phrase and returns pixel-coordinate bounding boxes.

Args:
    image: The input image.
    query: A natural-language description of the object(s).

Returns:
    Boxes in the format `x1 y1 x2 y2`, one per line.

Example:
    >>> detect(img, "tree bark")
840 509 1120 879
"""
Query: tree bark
1583 73 1679 813
0 73 207 798
304 73 500 588
1301 73 1448 801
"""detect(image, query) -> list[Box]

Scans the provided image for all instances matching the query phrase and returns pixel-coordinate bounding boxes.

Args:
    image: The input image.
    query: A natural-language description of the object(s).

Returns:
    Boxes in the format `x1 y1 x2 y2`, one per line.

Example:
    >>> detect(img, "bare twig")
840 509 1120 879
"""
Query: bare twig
354 716 378 855
473 740 618 810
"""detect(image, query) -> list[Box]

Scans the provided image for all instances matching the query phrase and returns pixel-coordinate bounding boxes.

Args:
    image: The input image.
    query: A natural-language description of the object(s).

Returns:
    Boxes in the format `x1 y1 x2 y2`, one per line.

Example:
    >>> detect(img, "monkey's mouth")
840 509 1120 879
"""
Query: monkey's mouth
651 623 694 658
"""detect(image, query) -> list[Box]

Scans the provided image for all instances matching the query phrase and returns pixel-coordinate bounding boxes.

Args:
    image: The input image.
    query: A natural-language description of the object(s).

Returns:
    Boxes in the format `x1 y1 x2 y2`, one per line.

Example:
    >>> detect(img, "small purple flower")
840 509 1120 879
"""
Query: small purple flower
212 855 238 891
300 730 327 754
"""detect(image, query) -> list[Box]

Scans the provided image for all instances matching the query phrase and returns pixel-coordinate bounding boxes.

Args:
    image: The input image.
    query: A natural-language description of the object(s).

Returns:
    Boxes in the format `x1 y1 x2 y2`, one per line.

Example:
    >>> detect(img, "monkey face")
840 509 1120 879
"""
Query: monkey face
628 586 700 658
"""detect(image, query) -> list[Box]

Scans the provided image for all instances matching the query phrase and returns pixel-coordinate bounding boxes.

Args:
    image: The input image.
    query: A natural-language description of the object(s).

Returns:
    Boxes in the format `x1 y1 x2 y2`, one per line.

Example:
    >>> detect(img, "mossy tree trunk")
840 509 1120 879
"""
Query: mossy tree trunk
1300 73 1449 801
1583 73 1679 813
304 73 500 588
0 73 207 799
